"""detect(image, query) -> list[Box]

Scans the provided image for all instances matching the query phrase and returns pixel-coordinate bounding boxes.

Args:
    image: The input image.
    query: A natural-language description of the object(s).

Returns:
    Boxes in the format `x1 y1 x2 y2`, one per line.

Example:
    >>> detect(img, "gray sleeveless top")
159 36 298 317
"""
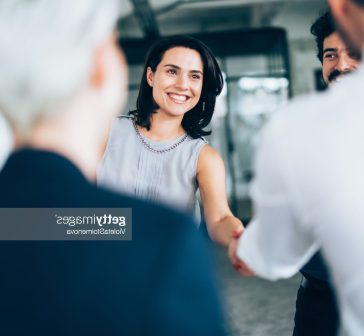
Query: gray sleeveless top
97 116 207 223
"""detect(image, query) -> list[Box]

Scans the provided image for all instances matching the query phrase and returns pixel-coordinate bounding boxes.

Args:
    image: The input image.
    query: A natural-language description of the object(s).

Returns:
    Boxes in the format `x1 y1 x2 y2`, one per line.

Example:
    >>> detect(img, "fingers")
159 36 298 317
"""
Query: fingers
228 229 256 277
236 262 256 277
232 227 244 239
228 231 244 271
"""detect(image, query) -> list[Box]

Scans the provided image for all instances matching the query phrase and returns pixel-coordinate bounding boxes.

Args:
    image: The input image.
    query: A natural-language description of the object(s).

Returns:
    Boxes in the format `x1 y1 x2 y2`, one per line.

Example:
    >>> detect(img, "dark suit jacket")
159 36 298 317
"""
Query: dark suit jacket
0 148 226 336
301 251 331 283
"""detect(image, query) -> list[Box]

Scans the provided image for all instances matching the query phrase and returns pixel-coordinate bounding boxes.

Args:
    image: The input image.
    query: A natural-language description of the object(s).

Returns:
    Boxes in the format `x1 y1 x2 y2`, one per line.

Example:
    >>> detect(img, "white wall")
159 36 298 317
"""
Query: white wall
271 1 326 96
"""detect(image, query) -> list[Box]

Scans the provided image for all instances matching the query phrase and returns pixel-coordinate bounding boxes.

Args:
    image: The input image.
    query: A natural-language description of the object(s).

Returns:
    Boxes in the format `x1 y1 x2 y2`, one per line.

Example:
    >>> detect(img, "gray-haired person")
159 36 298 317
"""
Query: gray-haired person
0 1 226 335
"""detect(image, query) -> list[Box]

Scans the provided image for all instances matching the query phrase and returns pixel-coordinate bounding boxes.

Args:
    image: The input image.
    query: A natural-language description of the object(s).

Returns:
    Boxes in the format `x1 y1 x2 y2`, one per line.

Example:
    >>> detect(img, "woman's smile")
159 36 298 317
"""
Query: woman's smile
166 92 191 104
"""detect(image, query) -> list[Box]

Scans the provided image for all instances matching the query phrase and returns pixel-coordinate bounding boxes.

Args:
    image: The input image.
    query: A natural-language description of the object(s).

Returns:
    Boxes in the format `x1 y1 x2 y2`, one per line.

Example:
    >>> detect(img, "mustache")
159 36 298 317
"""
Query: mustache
328 69 353 82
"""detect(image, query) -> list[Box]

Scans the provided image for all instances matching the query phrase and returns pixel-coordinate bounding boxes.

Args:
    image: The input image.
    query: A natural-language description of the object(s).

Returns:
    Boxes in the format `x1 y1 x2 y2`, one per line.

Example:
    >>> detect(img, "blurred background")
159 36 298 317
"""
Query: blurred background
117 1 329 335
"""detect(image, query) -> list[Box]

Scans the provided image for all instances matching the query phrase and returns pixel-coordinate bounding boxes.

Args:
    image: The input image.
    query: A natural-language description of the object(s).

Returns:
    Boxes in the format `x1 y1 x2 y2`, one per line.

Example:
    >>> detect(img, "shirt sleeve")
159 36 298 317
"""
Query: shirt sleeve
237 118 319 281
0 114 12 170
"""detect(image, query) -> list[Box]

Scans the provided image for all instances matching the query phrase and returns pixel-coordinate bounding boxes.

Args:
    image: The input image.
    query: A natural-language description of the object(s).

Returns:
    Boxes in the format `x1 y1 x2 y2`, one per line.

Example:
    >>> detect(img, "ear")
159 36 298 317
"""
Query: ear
146 67 154 87
90 40 109 89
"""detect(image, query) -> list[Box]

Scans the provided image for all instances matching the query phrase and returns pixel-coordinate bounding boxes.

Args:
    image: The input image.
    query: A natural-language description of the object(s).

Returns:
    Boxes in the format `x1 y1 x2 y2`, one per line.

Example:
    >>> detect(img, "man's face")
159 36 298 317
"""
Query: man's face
322 32 360 86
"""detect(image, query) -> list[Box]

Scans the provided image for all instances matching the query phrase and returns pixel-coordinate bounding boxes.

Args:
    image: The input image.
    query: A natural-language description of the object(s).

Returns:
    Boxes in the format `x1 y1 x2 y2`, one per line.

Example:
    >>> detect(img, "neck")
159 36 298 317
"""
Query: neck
25 125 100 182
140 112 185 141
18 91 107 182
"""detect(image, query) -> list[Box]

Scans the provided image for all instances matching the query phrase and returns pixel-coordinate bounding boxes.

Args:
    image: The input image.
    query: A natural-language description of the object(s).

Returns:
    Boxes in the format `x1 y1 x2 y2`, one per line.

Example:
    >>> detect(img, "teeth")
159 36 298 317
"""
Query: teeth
169 93 188 102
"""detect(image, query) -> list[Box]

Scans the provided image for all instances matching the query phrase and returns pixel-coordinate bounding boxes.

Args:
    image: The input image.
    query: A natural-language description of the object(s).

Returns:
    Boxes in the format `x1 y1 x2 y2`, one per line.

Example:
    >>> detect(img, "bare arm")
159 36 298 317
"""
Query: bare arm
197 145 244 247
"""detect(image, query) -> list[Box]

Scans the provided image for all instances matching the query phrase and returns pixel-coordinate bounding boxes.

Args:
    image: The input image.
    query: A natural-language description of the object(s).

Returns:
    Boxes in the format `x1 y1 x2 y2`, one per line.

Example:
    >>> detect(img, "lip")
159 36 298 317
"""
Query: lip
167 92 191 104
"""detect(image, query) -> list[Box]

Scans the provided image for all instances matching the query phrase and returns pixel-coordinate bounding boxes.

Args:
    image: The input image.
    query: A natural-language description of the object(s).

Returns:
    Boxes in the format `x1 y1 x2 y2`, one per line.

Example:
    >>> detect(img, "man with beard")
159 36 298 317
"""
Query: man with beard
229 0 364 335
293 10 360 336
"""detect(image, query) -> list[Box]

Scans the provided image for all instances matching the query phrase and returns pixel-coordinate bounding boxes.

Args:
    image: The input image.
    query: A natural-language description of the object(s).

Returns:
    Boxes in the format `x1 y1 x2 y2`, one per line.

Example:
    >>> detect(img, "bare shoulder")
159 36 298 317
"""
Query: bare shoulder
199 144 221 161
197 145 224 174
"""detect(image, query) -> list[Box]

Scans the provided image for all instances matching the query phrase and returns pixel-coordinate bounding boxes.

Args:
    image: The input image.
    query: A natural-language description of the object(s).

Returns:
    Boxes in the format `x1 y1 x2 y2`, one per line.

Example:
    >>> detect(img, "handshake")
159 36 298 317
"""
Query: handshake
227 227 255 277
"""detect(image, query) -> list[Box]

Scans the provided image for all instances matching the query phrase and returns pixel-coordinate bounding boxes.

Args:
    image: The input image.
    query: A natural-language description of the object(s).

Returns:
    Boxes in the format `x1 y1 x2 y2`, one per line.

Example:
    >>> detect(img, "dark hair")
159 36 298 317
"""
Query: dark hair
310 10 336 63
129 35 223 139
353 0 364 5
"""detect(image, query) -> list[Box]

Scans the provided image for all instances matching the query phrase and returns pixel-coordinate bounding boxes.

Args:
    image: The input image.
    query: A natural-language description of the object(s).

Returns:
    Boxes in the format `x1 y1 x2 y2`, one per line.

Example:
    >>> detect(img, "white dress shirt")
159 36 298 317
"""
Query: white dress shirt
237 65 364 336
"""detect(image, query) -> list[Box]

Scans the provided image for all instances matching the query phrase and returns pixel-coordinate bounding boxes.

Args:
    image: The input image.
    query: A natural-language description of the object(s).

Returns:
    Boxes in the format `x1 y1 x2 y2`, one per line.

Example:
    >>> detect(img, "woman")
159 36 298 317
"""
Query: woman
98 35 243 247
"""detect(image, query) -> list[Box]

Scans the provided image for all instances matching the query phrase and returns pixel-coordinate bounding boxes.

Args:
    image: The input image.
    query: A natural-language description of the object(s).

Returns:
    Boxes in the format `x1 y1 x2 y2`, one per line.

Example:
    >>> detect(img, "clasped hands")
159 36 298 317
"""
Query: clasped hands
228 228 255 277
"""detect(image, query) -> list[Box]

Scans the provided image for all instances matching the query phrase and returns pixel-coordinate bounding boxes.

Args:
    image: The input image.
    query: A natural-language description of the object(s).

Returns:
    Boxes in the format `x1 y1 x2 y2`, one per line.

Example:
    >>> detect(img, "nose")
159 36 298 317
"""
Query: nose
335 54 354 73
175 73 188 90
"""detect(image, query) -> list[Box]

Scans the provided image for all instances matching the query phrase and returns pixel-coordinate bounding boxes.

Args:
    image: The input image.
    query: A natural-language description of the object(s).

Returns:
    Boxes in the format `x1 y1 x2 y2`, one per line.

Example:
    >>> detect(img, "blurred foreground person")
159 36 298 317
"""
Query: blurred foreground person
229 0 364 335
0 1 226 335
0 113 12 170
293 10 360 336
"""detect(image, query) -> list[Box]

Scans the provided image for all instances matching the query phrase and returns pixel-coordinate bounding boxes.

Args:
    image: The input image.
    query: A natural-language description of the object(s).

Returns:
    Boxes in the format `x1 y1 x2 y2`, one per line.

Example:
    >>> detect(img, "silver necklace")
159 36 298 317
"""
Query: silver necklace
133 120 188 154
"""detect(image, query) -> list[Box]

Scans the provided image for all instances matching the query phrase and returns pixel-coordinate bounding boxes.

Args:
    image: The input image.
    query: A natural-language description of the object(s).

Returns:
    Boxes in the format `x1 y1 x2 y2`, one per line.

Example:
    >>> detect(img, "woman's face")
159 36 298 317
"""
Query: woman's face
147 46 203 118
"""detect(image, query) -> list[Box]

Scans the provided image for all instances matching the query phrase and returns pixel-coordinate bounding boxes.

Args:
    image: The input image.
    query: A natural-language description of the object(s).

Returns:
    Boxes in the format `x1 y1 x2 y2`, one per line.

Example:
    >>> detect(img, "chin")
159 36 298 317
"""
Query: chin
168 111 188 118
162 105 190 117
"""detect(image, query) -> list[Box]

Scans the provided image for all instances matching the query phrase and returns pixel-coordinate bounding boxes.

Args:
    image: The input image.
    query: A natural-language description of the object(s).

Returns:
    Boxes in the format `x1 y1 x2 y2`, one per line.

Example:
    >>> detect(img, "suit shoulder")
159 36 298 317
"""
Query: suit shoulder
94 185 196 229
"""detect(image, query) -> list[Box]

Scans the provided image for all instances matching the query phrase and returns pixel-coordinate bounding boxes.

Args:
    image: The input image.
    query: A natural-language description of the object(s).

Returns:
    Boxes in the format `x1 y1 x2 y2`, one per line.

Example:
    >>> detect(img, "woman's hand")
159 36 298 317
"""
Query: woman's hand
228 229 255 276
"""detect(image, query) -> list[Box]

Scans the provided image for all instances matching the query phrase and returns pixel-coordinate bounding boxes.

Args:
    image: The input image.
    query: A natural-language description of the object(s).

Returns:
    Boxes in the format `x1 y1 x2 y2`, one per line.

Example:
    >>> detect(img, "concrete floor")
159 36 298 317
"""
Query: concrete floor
212 245 301 336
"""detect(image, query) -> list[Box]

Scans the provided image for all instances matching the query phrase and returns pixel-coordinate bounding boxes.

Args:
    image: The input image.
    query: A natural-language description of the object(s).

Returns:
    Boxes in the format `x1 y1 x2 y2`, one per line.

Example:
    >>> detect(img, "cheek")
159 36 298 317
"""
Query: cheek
152 75 172 94
151 82 167 106
322 62 332 76
192 83 203 99
152 83 163 100
349 60 360 69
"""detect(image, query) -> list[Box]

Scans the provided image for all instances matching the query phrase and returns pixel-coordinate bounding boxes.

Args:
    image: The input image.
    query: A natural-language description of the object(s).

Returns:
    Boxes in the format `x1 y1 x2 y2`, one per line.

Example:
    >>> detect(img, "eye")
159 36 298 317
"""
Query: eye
191 73 202 80
166 68 177 75
324 53 336 60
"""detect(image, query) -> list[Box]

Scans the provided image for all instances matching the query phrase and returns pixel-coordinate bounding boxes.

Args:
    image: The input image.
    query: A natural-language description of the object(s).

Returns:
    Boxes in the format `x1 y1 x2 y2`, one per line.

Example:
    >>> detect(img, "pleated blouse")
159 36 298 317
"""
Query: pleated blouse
97 116 207 223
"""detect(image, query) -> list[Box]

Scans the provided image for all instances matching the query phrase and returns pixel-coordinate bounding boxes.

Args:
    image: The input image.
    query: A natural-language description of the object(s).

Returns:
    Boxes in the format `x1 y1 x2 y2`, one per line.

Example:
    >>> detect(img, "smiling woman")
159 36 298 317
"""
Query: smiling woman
98 35 244 248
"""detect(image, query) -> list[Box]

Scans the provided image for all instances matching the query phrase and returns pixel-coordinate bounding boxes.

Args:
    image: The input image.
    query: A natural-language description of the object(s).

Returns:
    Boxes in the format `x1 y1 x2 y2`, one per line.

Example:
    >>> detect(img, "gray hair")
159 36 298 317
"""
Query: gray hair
0 0 120 133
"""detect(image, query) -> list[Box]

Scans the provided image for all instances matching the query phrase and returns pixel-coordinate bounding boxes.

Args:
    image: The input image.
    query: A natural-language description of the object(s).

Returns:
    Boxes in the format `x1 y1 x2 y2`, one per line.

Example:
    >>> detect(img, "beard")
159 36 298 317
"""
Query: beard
328 69 354 83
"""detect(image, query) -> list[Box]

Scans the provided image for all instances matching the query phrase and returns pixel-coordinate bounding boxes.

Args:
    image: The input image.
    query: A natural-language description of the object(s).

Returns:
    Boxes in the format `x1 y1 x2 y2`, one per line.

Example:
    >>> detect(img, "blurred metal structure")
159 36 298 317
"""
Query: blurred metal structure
119 0 326 38
129 0 160 37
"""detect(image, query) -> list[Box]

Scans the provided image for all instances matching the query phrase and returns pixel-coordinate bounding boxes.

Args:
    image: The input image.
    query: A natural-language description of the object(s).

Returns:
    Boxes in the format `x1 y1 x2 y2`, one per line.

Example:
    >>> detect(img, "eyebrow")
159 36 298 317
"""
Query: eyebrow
163 64 203 75
323 48 337 54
